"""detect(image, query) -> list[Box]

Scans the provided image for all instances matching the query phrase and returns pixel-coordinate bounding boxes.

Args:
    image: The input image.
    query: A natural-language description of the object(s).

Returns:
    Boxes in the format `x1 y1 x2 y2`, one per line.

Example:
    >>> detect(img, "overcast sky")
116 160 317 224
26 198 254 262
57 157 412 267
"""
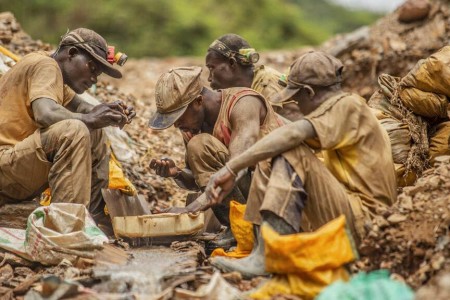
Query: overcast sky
330 0 406 12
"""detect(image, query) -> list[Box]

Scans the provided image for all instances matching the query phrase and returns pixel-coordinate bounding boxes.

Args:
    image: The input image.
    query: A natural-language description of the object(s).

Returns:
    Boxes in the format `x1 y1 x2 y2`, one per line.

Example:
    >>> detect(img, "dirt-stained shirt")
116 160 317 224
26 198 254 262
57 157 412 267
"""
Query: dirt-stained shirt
304 92 397 213
0 52 75 146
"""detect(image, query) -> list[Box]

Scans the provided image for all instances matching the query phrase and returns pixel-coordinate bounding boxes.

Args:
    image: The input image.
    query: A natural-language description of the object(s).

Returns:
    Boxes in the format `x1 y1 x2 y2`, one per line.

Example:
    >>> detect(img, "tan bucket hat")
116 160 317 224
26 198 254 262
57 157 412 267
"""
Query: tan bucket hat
271 51 344 104
148 66 203 130
59 28 122 79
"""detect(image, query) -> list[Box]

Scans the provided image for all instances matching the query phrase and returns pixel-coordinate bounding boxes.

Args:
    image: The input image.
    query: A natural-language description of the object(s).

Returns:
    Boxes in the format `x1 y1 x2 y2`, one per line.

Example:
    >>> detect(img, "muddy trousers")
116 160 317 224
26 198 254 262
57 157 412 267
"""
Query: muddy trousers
185 134 251 227
245 144 367 244
0 120 109 216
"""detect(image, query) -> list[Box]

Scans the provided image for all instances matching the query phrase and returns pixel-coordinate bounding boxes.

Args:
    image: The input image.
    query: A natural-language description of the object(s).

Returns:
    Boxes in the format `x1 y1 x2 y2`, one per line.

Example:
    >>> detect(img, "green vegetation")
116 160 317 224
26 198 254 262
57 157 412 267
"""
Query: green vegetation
1 0 381 57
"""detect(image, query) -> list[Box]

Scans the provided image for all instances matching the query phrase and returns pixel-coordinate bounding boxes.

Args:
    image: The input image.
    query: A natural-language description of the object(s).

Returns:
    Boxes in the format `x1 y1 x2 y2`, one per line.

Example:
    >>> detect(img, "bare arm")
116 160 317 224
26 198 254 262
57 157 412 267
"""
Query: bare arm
227 119 317 173
159 95 267 213
32 97 125 130
66 94 95 113
183 95 266 212
228 95 267 158
204 119 317 204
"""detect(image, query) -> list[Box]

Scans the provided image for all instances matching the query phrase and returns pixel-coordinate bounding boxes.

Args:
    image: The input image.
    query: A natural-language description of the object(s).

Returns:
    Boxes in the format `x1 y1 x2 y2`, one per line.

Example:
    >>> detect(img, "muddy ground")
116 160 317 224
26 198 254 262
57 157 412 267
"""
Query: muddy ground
1 1 450 299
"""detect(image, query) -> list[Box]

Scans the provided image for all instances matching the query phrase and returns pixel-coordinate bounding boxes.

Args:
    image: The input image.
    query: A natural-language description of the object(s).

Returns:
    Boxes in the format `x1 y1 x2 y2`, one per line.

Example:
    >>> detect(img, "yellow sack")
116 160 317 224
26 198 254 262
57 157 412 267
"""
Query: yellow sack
394 163 417 187
250 268 350 300
211 201 254 258
40 154 136 206
108 153 137 196
40 188 52 206
401 46 450 97
429 121 450 162
250 215 357 300
399 86 447 119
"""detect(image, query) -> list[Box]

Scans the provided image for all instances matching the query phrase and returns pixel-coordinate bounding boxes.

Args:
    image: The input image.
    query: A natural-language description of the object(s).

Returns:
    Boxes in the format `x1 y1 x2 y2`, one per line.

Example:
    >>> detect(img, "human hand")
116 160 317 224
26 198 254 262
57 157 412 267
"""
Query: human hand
108 100 136 128
84 102 127 129
205 166 236 205
149 158 180 178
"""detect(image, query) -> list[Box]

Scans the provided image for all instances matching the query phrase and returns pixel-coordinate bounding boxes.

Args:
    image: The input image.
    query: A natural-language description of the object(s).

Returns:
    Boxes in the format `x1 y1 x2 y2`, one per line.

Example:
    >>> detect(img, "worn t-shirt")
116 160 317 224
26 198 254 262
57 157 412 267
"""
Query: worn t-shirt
304 92 397 212
0 52 75 146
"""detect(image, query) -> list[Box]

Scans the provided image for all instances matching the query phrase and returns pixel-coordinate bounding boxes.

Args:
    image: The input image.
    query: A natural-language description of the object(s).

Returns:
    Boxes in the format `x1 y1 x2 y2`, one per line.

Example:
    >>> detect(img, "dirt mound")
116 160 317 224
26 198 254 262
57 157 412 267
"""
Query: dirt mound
357 156 450 288
0 11 52 55
323 0 450 99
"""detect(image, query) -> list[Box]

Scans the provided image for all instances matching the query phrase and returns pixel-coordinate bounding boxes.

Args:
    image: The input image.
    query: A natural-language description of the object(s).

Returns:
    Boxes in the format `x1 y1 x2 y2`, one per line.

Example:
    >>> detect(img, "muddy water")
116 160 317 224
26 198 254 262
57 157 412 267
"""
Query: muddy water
92 246 195 296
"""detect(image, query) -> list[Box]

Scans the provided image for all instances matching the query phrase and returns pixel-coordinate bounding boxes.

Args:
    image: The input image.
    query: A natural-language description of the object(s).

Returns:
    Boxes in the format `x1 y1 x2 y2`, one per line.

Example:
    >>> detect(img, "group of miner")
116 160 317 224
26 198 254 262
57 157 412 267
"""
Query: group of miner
0 28 401 278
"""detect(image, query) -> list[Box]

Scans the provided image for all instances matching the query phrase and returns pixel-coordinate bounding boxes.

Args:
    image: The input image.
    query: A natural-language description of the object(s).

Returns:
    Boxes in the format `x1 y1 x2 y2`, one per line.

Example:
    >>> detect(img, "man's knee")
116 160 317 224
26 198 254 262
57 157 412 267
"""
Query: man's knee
186 133 213 157
186 134 229 186
187 133 229 170
62 119 90 141
41 120 92 157
187 134 228 159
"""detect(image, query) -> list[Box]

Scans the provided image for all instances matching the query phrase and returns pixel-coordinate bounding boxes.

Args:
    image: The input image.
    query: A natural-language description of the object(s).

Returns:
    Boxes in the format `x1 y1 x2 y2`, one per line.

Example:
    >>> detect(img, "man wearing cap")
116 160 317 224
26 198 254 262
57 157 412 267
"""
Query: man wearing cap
148 66 284 238
204 51 397 278
0 28 135 227
205 33 302 121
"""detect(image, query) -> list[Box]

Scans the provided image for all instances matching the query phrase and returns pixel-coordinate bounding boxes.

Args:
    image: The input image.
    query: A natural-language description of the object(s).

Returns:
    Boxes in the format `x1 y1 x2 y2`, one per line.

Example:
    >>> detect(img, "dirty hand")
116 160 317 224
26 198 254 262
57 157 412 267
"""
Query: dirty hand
205 166 236 205
149 158 180 178
84 102 127 129
108 100 137 128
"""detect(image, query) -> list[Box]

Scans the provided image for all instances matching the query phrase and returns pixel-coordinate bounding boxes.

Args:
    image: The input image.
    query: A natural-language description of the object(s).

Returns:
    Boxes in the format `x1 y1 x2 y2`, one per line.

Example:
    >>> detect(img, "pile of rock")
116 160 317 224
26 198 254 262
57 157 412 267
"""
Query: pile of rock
0 12 52 56
357 156 450 288
323 0 450 99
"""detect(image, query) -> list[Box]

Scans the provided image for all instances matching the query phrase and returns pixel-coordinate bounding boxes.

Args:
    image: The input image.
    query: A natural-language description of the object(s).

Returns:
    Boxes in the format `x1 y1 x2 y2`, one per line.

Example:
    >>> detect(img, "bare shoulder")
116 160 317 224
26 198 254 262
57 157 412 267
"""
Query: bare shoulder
230 94 266 121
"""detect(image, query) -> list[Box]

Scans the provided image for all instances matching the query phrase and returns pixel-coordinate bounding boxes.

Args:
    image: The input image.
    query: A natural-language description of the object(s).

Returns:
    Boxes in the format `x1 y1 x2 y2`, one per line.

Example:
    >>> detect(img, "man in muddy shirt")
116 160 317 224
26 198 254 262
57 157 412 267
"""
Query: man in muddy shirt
0 28 135 228
205 33 302 121
204 51 397 278
148 66 283 243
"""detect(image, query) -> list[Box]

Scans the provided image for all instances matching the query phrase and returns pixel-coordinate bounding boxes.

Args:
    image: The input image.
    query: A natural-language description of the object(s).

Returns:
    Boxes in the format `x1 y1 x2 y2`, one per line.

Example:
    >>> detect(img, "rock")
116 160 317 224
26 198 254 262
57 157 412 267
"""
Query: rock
402 184 427 196
13 267 34 278
398 0 431 23
398 194 413 210
0 286 13 298
374 216 390 228
416 272 450 300
0 264 14 283
387 213 407 224
431 255 445 270
433 155 450 165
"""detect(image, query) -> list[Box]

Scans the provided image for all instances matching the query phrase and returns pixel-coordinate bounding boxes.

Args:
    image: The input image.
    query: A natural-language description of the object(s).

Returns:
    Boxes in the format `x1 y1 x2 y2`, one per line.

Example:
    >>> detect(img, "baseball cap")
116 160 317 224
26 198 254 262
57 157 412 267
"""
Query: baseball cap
271 51 343 104
148 66 203 130
59 28 122 79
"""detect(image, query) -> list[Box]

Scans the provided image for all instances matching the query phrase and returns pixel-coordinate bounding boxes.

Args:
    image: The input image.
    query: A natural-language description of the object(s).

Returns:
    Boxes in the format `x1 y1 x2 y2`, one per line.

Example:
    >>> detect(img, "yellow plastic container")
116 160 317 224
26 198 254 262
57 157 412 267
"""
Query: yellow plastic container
112 212 205 238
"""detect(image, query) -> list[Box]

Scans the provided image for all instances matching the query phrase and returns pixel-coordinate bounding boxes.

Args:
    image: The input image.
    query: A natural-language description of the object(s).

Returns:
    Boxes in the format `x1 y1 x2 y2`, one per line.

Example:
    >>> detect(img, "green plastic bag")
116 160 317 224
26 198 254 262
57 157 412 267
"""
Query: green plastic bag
316 270 414 300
